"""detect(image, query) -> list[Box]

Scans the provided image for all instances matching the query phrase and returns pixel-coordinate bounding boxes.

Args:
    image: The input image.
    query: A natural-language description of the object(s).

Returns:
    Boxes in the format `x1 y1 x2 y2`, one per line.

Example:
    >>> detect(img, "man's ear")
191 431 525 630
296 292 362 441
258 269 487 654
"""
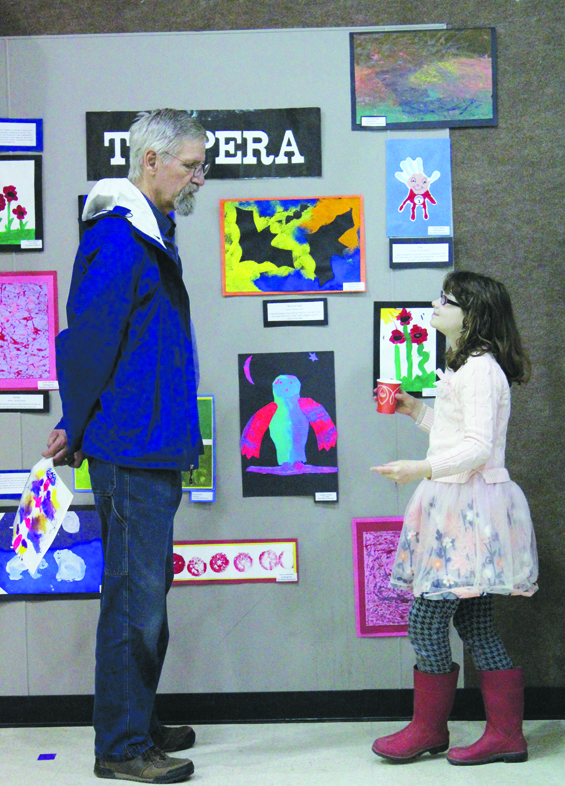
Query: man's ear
144 149 158 175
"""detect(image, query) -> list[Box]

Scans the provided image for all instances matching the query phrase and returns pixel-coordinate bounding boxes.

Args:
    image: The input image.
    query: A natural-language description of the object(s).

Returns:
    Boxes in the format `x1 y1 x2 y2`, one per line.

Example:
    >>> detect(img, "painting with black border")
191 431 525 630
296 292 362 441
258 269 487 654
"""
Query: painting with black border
239 351 338 498
0 505 103 600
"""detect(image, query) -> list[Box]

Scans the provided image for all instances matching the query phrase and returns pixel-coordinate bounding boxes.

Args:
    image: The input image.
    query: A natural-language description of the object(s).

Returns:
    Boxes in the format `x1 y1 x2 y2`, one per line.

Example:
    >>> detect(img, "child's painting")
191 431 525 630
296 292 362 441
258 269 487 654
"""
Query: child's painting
221 196 365 295
352 517 412 637
181 396 216 502
239 351 338 498
386 139 453 238
172 539 298 585
11 458 73 577
0 155 44 250
74 397 215 501
374 302 446 398
0 505 103 599
350 27 497 130
0 271 58 390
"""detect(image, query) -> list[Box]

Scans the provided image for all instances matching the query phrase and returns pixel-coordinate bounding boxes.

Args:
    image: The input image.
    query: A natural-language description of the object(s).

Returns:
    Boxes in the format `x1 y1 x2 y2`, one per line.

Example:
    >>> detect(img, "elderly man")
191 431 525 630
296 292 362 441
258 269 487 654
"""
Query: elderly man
43 109 208 783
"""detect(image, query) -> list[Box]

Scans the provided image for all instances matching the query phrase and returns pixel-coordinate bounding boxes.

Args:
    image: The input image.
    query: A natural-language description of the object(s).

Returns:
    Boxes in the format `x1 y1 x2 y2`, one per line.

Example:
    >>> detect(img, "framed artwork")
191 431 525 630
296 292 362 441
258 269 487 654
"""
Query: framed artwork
0 119 43 152
172 539 298 585
239 351 338 499
0 155 44 250
74 397 215 501
351 517 412 637
181 396 215 502
373 302 446 398
221 196 365 295
0 505 103 600
386 138 453 238
0 271 58 390
350 27 497 130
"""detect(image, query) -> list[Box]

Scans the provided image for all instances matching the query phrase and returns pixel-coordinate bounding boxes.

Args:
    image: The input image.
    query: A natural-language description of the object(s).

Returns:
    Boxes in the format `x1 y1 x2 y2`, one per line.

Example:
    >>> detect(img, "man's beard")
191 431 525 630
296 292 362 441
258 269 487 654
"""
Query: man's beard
174 184 198 216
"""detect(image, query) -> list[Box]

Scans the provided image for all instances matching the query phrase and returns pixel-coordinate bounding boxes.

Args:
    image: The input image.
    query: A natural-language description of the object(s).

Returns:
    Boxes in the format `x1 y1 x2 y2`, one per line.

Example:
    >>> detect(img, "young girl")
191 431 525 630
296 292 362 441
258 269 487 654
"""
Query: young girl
371 271 538 766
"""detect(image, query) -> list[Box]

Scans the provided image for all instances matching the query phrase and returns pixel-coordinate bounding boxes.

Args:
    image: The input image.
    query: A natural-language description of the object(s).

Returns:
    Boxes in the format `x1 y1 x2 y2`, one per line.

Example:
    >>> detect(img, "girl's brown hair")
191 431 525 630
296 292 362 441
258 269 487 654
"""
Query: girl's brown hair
443 271 531 384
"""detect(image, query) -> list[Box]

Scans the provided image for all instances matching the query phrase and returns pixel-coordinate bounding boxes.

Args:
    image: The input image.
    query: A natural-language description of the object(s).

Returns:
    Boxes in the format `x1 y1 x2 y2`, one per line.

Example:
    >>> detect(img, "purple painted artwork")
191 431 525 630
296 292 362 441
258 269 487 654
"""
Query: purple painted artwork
352 517 412 637
0 271 58 390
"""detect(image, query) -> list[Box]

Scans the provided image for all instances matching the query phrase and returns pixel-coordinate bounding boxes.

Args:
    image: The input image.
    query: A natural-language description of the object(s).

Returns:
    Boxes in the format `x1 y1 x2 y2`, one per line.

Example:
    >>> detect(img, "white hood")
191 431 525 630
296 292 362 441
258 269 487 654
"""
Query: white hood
82 178 166 248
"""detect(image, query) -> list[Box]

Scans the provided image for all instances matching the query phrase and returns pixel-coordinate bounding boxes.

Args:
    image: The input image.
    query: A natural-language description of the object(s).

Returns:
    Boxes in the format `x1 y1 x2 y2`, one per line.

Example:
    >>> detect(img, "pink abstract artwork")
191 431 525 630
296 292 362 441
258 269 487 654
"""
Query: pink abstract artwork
352 517 412 637
0 271 58 389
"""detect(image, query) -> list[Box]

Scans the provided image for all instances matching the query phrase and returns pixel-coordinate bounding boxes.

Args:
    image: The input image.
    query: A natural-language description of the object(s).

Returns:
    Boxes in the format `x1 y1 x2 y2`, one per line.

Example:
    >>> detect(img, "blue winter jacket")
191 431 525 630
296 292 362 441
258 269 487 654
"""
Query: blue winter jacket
56 178 202 470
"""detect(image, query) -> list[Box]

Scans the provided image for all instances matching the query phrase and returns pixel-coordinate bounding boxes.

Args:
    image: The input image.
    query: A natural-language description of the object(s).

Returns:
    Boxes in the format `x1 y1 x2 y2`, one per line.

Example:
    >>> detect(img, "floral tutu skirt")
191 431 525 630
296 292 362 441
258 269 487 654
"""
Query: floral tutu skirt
390 474 538 599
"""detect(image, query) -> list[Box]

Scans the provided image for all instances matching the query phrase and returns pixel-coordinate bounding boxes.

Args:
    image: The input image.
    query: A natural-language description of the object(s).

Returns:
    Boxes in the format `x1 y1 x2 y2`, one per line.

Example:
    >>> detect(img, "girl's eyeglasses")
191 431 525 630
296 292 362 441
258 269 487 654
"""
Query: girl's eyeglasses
440 291 460 307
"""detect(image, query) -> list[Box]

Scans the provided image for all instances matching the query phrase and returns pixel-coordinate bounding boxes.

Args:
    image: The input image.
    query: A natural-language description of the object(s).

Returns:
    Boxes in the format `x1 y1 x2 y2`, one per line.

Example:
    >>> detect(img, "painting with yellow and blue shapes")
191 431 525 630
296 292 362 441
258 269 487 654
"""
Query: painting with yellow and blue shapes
221 196 365 296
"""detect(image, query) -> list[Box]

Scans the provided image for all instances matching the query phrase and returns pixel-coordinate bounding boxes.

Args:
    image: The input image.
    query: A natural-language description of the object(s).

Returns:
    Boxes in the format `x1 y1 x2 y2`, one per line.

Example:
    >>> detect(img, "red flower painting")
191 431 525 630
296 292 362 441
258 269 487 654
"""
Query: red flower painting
389 328 406 344
13 205 27 221
397 307 413 325
409 324 428 345
3 185 18 202
0 194 6 211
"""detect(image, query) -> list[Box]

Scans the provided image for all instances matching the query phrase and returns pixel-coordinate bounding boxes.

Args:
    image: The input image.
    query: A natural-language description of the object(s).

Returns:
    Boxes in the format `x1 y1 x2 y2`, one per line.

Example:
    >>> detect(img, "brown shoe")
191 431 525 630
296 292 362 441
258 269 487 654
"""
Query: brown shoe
152 725 196 752
94 745 194 782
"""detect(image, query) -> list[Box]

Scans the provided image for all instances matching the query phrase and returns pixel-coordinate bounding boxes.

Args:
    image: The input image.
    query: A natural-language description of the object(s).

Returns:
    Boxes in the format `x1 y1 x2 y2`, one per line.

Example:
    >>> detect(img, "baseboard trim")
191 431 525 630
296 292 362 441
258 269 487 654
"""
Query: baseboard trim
0 688 562 727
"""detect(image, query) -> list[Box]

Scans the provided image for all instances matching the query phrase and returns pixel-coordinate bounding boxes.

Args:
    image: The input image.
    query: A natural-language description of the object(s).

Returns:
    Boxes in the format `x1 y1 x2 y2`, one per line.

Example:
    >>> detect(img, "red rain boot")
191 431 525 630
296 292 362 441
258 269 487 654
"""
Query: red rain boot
372 664 459 763
447 667 528 765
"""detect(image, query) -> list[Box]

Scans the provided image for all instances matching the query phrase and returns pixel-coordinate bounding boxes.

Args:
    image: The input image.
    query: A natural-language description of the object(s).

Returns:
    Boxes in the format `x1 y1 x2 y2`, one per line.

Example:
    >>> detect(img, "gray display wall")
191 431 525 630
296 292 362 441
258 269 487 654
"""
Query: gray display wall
0 27 465 698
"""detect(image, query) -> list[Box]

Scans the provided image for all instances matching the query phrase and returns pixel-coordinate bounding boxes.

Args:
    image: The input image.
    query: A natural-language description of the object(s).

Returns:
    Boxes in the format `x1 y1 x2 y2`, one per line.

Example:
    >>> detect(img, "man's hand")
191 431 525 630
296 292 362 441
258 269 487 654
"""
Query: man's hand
371 459 432 485
42 429 85 468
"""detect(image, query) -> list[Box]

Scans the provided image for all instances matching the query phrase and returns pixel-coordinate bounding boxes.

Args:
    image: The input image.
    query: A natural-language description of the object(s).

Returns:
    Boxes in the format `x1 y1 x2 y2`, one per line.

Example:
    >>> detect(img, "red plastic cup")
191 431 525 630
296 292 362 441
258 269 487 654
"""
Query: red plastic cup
376 379 401 414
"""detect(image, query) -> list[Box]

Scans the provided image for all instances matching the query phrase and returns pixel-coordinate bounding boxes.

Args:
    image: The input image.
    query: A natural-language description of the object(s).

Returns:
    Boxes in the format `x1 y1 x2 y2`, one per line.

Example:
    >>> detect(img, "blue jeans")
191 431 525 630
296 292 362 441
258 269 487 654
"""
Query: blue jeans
88 457 182 761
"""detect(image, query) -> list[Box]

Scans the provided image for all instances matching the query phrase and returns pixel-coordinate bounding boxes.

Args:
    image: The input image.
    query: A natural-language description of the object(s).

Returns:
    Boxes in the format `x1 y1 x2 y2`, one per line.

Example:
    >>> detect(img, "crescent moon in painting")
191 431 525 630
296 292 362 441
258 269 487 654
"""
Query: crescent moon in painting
243 355 254 385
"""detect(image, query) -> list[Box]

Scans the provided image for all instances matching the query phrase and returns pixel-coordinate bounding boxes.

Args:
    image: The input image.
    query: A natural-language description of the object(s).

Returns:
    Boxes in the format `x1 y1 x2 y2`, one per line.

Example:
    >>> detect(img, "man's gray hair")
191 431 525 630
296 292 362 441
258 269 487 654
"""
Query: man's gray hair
128 109 207 183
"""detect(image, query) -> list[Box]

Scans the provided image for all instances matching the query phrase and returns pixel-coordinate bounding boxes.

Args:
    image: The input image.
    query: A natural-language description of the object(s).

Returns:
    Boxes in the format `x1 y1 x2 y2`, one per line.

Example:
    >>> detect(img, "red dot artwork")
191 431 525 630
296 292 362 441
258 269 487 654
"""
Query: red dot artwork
186 557 207 577
172 553 186 574
209 552 229 573
259 549 279 571
234 552 253 572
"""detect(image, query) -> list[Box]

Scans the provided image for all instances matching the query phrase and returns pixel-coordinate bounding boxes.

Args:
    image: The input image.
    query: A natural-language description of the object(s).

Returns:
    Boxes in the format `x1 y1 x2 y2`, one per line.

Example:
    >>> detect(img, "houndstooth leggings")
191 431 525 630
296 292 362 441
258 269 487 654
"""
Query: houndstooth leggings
409 594 514 674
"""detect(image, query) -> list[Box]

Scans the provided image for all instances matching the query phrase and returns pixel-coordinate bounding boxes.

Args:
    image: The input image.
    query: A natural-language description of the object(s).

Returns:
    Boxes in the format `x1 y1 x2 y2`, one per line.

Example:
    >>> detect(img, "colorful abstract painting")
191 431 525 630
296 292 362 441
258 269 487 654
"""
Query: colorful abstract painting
0 505 103 599
172 539 298 585
350 27 497 130
0 271 58 390
239 352 338 498
386 139 453 238
11 458 73 577
221 196 365 295
373 302 446 398
0 155 44 250
352 517 412 637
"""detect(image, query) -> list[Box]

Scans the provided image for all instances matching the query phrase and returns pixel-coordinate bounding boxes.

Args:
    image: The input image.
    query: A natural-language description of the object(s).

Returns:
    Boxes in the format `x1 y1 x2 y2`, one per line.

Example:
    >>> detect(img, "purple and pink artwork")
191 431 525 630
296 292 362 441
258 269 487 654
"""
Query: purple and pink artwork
352 517 412 637
0 271 58 389
172 539 298 585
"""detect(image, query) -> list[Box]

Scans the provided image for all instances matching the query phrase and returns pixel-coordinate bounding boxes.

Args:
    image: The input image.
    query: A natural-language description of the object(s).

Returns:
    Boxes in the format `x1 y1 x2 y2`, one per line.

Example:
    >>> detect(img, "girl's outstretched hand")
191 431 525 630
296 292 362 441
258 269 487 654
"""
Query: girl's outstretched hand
371 459 432 485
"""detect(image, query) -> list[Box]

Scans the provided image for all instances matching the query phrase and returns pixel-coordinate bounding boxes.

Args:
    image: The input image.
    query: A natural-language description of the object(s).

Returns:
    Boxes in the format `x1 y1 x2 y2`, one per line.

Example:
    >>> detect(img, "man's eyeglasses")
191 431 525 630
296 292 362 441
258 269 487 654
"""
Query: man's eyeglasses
163 151 211 178
440 290 460 307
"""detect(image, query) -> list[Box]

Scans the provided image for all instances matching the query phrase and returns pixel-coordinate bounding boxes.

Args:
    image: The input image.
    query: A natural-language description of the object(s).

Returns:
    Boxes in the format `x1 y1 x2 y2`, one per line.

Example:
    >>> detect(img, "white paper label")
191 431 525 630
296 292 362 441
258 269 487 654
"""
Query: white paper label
421 388 438 398
315 491 337 502
361 116 387 127
20 239 43 249
38 381 59 389
0 121 36 147
267 300 325 322
428 226 450 236
190 490 214 502
392 243 450 264
0 472 29 495
0 394 44 410
276 572 298 582
343 282 365 292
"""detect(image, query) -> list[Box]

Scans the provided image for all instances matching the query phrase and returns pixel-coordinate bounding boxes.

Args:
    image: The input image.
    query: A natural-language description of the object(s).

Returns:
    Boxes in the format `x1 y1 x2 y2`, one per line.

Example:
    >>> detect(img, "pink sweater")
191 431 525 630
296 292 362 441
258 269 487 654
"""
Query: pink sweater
416 353 511 484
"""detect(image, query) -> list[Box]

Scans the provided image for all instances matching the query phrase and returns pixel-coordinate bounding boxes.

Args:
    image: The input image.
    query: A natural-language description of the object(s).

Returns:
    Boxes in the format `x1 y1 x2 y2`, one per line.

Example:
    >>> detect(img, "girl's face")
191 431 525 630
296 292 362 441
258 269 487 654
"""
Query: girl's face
431 292 465 346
